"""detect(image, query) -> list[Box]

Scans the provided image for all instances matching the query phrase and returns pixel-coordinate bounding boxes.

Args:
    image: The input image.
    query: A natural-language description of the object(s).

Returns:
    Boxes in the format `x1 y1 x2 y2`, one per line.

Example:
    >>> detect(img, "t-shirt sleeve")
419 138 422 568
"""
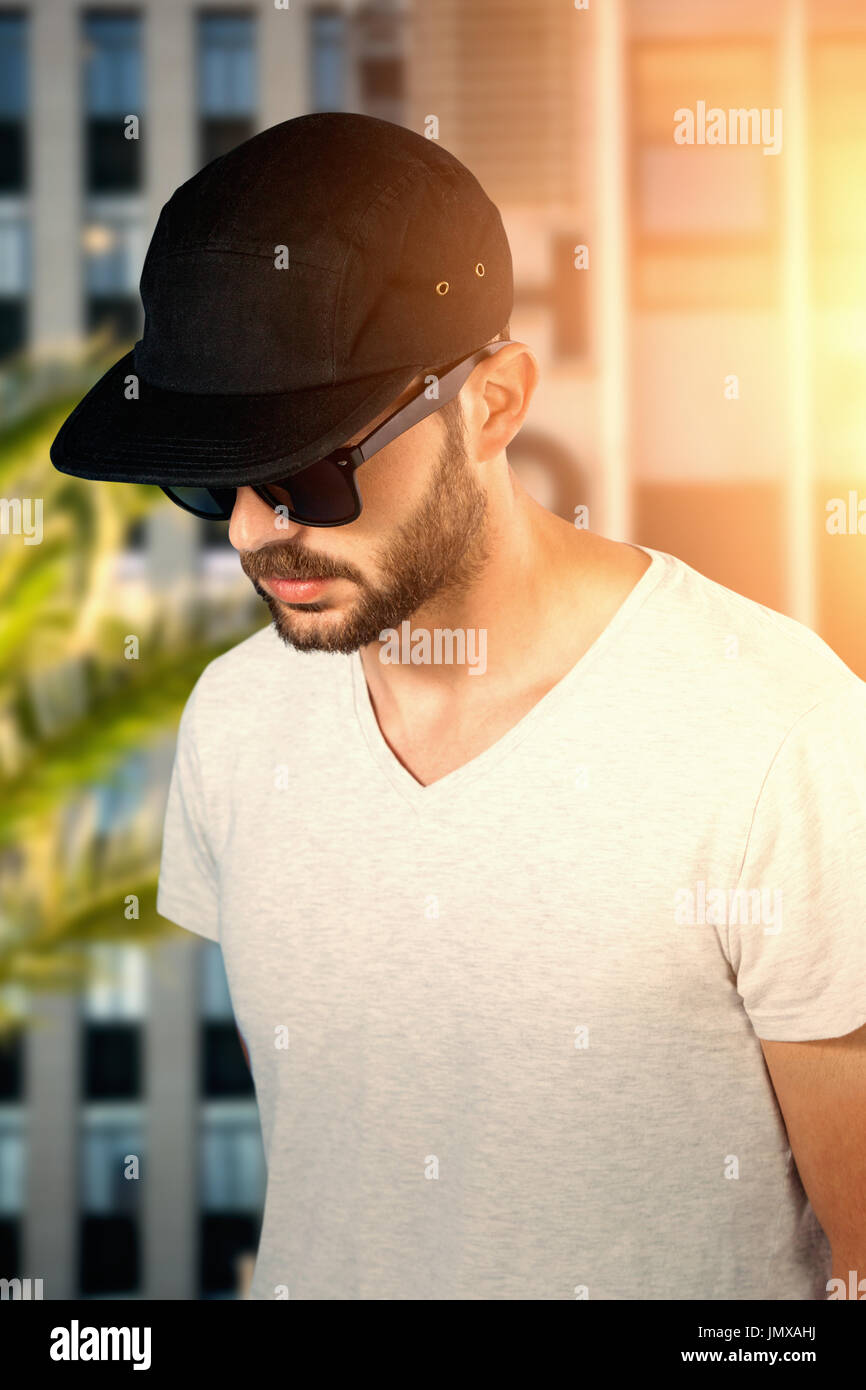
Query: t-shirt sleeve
156 681 221 943
724 680 866 1041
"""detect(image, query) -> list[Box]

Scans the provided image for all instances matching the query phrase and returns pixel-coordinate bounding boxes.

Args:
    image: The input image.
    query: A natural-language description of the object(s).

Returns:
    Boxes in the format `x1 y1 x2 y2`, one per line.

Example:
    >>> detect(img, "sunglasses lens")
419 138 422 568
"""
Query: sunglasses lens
264 458 358 525
163 486 236 519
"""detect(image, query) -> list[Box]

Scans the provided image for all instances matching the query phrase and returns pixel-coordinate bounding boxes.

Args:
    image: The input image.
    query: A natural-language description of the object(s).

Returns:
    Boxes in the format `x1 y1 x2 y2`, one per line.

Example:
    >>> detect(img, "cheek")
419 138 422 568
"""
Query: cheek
356 436 429 516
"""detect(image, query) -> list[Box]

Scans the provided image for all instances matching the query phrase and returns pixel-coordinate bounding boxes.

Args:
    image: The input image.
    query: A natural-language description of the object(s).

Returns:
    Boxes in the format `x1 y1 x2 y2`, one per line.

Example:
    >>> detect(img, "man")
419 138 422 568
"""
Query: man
51 112 866 1301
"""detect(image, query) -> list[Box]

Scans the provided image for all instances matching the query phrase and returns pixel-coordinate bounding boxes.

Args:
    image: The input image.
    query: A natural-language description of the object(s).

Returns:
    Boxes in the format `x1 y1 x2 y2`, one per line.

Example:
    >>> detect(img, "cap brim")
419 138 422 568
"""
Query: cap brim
49 348 427 488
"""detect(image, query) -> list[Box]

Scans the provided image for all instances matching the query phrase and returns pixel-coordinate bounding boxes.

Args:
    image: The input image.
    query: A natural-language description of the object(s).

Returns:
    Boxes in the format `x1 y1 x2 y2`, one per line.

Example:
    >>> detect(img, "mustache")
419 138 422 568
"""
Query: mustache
239 545 355 583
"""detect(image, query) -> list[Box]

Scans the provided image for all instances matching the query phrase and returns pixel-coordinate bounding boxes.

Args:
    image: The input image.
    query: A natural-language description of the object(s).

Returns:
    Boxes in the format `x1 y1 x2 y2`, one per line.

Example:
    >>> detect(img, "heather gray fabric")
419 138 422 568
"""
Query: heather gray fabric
156 544 866 1300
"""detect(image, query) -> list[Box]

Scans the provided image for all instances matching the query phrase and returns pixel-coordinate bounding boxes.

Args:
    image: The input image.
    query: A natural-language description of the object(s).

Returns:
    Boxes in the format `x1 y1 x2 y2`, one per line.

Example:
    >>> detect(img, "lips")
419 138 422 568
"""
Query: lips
262 576 332 601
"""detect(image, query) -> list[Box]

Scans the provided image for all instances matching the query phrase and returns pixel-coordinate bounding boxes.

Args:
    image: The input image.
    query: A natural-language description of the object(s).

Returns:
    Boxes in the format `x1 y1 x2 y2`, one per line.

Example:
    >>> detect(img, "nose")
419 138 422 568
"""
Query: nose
228 485 308 551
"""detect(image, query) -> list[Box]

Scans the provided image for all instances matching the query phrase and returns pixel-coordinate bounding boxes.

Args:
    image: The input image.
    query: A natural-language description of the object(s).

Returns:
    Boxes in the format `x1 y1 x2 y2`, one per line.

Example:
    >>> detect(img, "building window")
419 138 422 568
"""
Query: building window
0 13 27 193
197 12 257 167
200 1209 260 1297
200 1103 265 1296
83 12 144 194
83 1022 141 1099
82 945 146 1100
79 1107 143 1294
200 943 253 1098
82 203 147 344
0 1113 24 1280
83 944 147 1022
200 941 234 1019
629 41 781 310
355 3 405 124
81 12 145 346
80 1111 143 1216
202 1021 254 1097
0 212 28 359
310 8 346 112
0 1027 24 1101
0 1116 25 1211
201 1109 265 1211
199 948 263 1296
359 53 403 111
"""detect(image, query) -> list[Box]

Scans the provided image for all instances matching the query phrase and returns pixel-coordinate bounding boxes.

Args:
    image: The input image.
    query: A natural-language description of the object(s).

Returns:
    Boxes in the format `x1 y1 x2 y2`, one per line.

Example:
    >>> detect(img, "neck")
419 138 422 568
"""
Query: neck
359 469 594 711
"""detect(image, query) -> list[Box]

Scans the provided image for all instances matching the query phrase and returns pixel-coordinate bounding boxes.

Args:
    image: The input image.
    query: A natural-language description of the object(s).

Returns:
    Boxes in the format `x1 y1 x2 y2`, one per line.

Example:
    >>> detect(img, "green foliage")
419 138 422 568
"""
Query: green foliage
0 355 260 1018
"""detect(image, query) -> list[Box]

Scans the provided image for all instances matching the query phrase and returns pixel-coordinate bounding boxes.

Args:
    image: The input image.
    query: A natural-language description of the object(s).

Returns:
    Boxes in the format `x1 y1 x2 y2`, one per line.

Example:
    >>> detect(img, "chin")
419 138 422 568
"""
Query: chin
266 602 358 655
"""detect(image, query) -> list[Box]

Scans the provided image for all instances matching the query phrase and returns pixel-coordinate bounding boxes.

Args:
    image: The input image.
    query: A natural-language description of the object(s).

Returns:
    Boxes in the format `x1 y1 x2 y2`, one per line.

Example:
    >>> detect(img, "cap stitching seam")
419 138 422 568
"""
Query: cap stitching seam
334 160 452 372
142 245 342 272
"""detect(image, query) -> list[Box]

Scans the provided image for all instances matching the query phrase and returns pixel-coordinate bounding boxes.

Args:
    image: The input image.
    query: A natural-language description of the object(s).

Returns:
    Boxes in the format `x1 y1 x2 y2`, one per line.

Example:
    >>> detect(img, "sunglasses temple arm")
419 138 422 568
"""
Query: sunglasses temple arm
355 341 513 462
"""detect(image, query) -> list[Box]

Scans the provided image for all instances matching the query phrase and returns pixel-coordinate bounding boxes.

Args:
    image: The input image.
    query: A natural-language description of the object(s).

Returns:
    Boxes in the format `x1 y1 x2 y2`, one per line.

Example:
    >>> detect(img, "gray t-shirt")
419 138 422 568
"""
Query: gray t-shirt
156 544 866 1299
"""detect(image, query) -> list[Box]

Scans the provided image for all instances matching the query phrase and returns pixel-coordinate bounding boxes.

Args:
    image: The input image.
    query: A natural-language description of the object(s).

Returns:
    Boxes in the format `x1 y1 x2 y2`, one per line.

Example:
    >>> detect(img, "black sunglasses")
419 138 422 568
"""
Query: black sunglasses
160 340 514 529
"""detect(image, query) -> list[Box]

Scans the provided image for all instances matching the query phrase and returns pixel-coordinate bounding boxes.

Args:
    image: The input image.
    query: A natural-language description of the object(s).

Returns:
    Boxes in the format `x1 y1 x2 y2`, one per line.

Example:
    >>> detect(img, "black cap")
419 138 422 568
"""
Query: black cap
49 111 513 488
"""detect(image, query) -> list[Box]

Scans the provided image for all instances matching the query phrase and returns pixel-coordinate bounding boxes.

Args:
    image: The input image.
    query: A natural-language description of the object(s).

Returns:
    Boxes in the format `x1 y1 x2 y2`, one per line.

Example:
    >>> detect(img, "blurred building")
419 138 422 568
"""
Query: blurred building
2 0 866 1298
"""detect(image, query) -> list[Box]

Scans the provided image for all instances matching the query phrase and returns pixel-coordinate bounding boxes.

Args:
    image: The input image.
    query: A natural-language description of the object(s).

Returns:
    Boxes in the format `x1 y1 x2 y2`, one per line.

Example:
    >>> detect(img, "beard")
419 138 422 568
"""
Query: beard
239 410 492 655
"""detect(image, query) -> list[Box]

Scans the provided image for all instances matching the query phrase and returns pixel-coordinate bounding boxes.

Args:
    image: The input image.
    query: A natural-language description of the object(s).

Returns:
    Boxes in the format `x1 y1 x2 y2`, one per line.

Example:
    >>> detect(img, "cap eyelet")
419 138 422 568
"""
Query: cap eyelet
475 262 485 277
435 280 449 295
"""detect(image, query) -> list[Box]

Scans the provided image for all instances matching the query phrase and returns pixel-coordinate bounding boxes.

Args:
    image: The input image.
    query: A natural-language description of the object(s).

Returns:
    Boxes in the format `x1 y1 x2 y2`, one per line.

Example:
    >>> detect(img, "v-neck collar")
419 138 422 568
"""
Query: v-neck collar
349 544 669 810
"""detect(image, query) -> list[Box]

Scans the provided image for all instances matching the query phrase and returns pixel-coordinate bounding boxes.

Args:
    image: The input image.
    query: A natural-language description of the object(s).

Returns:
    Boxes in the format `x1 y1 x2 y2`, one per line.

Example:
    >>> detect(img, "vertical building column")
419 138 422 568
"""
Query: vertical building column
137 6 206 1297
142 934 199 1299
260 0 309 130
30 0 81 356
594 0 630 542
143 1 198 635
781 0 814 629
24 990 79 1299
146 0 195 217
